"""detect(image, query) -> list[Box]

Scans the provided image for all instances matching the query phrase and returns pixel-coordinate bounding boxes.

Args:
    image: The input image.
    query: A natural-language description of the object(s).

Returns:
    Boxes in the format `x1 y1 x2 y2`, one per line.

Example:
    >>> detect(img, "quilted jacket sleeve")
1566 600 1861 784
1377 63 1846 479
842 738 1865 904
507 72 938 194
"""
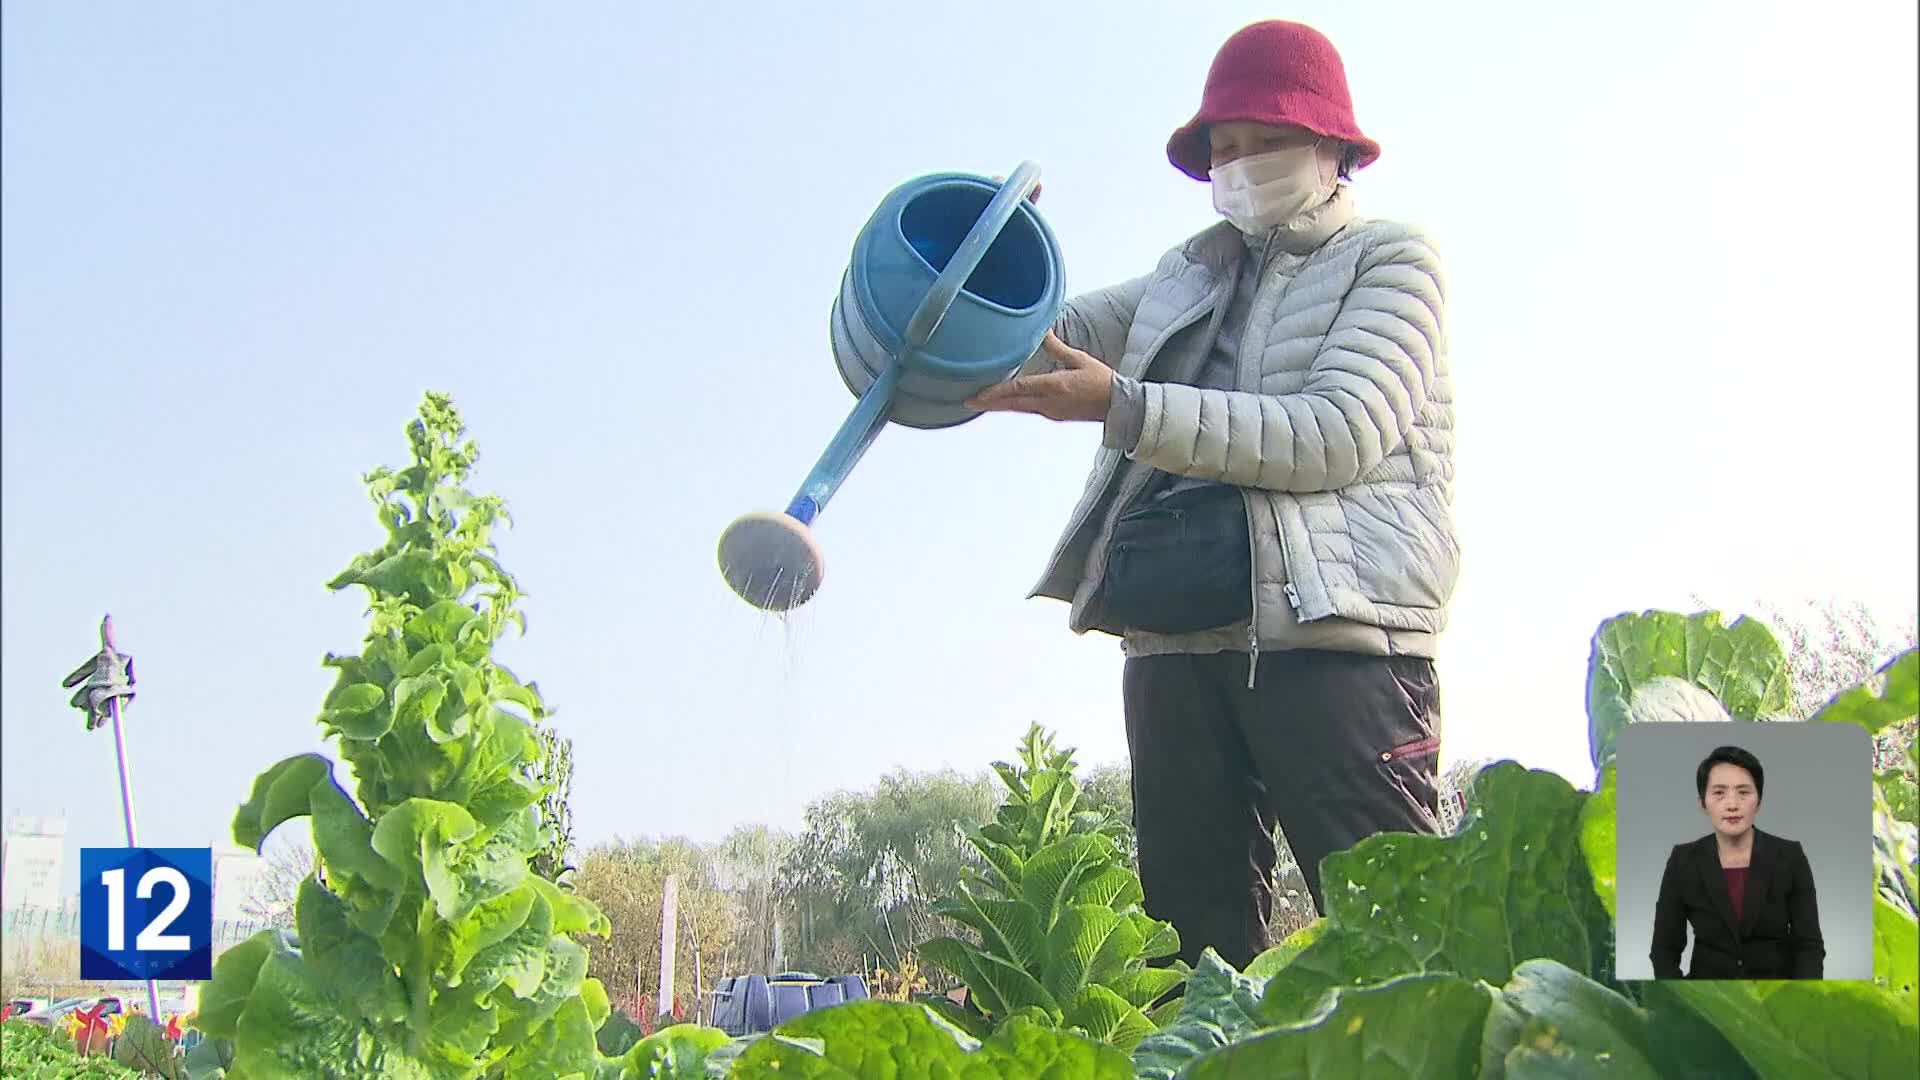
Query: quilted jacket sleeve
1124 229 1445 492
1014 274 1152 378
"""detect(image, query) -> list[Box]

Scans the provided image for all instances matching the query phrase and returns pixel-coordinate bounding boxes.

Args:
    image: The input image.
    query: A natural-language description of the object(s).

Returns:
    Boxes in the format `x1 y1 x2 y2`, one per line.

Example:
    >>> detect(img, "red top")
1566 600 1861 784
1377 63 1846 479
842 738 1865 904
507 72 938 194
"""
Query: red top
1723 866 1750 924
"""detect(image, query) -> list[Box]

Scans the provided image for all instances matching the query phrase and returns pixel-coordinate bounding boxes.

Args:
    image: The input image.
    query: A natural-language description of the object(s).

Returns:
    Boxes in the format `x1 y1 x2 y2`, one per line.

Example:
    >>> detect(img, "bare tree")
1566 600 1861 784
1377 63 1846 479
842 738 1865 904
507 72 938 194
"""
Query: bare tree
246 833 317 928
1759 599 1917 719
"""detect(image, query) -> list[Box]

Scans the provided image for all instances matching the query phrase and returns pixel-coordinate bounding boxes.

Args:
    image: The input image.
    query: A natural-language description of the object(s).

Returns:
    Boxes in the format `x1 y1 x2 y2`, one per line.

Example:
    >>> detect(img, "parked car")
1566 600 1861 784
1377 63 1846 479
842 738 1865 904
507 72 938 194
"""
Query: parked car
13 995 120 1026
707 972 869 1037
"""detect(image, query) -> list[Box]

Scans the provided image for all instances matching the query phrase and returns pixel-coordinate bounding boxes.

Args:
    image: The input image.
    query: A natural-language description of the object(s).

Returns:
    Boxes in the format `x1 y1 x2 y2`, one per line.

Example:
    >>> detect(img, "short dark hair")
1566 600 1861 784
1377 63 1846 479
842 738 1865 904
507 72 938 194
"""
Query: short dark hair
1336 143 1363 181
1696 746 1765 802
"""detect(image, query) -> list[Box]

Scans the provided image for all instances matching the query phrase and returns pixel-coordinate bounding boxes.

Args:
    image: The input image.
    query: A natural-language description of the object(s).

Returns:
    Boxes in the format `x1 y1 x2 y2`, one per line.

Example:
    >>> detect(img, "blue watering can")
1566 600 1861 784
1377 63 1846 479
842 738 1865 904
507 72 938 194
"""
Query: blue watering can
718 161 1064 611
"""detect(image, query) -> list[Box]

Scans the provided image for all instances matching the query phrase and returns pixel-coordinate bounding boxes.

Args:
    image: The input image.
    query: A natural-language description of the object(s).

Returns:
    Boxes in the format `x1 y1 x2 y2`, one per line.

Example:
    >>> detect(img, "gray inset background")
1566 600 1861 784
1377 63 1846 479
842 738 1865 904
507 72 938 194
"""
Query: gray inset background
1613 722 1874 980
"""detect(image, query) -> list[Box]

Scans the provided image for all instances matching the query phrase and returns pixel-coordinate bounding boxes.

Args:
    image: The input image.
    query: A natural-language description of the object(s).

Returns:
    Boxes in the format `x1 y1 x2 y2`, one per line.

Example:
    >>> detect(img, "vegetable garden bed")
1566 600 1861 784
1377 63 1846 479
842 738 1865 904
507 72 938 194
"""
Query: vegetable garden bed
124 393 1920 1078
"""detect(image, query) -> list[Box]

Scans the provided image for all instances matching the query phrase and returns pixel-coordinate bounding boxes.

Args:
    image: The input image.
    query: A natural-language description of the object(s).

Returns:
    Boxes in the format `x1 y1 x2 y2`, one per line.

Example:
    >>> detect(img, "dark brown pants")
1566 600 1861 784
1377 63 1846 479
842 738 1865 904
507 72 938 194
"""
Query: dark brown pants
1123 649 1443 971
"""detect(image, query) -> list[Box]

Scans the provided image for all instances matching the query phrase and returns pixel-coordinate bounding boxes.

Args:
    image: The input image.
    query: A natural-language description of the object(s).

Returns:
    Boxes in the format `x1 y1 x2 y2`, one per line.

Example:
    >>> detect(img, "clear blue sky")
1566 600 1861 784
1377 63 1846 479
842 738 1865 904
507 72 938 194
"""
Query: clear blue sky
5 0 1915 899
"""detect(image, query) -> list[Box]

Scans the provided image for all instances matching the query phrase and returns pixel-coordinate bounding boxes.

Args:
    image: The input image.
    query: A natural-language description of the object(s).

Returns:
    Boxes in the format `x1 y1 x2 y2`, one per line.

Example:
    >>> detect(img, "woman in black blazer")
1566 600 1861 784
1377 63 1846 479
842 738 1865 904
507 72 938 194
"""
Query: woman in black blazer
1651 745 1825 979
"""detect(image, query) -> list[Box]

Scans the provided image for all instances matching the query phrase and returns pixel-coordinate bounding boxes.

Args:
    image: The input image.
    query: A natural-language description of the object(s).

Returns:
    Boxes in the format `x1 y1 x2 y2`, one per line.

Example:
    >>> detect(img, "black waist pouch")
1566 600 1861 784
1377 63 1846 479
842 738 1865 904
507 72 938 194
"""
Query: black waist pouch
1097 483 1252 635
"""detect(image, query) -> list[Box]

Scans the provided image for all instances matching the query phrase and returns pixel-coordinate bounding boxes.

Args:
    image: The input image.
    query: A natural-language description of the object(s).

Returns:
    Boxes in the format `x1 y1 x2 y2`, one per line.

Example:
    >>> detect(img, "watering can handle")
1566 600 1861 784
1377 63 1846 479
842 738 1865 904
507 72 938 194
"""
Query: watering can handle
901 161 1043 351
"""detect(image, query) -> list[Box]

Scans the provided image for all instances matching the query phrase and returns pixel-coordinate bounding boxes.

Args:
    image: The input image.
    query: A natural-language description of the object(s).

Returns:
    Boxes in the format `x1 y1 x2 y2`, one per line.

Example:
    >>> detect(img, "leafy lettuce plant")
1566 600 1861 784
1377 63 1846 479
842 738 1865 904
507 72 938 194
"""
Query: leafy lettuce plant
917 724 1187 1051
532 727 579 887
193 393 615 1079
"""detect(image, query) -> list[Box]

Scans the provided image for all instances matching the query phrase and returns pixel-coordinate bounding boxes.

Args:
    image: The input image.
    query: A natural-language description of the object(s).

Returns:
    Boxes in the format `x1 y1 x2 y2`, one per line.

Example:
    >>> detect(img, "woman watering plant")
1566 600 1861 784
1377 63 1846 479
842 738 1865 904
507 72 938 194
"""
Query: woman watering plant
969 19 1457 969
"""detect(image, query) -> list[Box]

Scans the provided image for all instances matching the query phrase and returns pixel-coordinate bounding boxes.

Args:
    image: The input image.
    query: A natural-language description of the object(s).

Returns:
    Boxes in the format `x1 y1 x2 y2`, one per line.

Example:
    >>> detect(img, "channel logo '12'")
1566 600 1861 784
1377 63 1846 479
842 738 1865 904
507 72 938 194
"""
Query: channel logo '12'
80 848 213 981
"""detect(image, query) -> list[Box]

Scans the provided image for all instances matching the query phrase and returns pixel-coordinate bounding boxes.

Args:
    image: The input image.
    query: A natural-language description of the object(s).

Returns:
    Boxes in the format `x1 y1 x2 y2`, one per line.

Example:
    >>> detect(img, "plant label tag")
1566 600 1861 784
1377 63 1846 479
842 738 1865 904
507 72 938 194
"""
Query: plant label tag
80 847 214 981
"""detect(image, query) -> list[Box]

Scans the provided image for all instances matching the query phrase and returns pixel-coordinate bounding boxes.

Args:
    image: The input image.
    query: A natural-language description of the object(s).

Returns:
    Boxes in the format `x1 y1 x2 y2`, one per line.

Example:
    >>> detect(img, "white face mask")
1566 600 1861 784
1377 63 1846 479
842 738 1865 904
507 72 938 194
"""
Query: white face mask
1208 145 1332 234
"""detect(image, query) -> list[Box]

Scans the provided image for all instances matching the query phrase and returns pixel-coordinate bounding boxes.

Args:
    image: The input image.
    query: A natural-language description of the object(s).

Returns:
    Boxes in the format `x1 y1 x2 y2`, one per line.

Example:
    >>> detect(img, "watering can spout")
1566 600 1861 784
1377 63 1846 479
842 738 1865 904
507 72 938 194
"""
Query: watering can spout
719 162 1063 611
715 362 899 612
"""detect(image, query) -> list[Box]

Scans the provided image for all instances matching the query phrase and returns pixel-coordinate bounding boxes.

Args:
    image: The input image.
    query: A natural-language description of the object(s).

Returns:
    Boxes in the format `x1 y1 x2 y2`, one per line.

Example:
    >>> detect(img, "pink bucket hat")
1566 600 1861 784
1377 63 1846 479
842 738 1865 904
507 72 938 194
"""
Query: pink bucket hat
1166 20 1382 181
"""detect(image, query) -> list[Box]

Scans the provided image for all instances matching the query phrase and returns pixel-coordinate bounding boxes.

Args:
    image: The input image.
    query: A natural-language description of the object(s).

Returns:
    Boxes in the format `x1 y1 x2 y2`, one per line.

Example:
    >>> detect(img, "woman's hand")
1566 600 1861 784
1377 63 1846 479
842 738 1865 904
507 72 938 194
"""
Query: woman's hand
966 332 1114 422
